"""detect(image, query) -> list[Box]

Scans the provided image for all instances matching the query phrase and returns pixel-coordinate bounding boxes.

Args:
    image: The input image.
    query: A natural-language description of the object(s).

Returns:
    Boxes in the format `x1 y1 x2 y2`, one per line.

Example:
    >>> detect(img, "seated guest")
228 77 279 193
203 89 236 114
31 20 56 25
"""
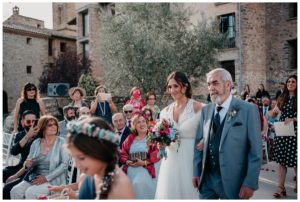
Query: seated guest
123 104 134 128
112 113 131 149
3 110 38 199
142 108 156 128
78 106 91 117
120 113 160 199
11 115 69 199
59 105 76 138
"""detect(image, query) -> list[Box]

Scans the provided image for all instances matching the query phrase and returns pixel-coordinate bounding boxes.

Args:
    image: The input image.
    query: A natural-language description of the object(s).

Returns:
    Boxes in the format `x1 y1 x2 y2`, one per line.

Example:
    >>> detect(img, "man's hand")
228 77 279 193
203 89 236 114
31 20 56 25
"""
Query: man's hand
27 125 38 138
196 139 204 151
6 175 18 183
239 185 254 199
32 175 47 185
192 176 200 188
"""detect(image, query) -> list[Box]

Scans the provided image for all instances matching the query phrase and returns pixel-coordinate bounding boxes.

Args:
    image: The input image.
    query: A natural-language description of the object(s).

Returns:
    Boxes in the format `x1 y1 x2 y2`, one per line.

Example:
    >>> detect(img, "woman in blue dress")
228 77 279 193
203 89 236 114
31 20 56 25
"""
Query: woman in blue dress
120 113 160 199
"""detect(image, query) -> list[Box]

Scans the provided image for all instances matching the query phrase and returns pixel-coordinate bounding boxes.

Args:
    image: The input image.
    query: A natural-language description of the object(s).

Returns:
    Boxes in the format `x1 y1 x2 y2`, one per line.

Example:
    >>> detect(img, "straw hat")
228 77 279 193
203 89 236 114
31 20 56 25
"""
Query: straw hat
68 87 86 98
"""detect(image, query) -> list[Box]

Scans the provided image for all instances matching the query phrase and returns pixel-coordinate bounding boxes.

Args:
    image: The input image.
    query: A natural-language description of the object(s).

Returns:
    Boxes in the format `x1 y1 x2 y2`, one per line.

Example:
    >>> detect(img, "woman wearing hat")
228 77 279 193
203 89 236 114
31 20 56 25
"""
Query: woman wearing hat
13 83 46 133
90 85 117 125
68 87 88 115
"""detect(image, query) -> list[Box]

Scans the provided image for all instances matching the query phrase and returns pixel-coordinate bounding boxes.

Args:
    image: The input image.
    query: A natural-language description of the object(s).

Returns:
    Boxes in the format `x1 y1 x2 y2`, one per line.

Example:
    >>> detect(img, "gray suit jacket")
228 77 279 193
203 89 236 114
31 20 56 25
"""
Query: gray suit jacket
27 137 70 186
193 97 262 198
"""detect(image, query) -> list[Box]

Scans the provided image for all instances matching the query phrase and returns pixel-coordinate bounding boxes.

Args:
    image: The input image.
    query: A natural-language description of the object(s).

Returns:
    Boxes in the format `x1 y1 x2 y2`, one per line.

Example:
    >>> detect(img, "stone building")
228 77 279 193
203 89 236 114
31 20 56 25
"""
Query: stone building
3 6 77 112
185 3 297 96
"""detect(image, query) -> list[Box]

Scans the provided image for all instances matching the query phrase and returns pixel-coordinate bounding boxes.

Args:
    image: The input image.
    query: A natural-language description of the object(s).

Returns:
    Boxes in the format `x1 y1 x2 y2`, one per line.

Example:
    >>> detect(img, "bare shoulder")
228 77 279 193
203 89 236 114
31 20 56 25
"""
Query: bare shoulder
16 97 24 105
193 100 204 113
109 167 134 199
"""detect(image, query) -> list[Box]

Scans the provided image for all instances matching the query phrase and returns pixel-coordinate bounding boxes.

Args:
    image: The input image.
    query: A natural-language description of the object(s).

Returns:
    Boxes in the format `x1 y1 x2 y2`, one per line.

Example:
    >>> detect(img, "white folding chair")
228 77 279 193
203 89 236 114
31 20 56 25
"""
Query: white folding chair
67 158 80 185
3 132 15 166
262 140 269 164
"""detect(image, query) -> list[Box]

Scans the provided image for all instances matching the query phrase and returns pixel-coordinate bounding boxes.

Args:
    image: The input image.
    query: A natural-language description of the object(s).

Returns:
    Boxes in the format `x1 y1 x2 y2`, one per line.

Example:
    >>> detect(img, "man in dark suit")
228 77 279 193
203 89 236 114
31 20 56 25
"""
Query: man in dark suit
193 68 262 199
112 113 131 149
275 82 285 99
3 110 38 199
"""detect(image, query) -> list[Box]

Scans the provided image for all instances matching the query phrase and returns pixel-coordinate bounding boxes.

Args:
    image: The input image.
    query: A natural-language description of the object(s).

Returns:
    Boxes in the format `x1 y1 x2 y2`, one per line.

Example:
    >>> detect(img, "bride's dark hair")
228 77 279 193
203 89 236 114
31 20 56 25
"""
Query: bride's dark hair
166 71 192 98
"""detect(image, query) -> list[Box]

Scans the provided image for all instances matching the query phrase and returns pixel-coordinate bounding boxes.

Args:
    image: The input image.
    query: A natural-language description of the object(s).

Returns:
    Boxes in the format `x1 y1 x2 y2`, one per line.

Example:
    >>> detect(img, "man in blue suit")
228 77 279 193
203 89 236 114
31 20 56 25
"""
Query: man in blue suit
192 68 262 199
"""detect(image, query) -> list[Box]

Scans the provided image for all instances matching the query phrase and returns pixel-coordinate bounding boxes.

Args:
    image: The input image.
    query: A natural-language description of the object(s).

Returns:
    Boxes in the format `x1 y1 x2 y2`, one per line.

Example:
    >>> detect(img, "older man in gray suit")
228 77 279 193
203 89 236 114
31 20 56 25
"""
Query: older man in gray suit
192 68 262 199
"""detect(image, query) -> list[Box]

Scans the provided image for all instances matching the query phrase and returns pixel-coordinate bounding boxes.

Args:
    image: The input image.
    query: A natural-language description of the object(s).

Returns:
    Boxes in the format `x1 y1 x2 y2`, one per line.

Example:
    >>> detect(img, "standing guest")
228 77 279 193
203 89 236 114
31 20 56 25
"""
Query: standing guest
142 91 160 120
90 85 118 124
3 111 38 199
66 117 134 199
241 84 251 100
123 104 134 128
78 106 91 117
193 68 262 199
261 96 271 117
112 113 131 149
255 83 270 101
11 115 69 199
275 82 285 100
126 87 146 113
59 105 76 139
120 113 160 199
68 87 88 116
155 71 203 199
13 83 46 133
142 108 156 128
271 75 297 198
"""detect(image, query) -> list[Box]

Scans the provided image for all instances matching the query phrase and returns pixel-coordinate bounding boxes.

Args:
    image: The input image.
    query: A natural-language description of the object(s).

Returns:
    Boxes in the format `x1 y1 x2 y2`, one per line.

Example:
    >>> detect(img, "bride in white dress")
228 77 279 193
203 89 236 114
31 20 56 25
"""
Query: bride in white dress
155 71 203 199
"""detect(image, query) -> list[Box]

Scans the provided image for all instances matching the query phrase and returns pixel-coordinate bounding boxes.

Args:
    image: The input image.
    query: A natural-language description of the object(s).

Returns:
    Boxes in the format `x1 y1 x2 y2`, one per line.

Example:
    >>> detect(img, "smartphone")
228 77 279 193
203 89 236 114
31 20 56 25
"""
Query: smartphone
98 93 111 101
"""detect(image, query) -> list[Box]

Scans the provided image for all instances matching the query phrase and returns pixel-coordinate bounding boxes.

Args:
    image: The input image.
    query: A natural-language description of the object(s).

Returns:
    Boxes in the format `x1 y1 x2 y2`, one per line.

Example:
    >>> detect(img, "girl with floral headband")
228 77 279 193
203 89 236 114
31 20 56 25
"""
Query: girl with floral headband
66 117 134 199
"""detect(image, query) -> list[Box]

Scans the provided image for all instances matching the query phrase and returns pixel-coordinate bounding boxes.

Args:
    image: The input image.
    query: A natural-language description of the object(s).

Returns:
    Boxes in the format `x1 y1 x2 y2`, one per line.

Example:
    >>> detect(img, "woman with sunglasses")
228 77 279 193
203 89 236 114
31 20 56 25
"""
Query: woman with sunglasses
13 83 46 133
11 115 69 199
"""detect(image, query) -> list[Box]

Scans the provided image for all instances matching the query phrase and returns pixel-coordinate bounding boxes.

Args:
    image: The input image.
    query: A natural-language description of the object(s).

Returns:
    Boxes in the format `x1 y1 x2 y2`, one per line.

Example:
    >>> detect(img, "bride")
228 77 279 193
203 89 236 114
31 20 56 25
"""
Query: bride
155 71 203 199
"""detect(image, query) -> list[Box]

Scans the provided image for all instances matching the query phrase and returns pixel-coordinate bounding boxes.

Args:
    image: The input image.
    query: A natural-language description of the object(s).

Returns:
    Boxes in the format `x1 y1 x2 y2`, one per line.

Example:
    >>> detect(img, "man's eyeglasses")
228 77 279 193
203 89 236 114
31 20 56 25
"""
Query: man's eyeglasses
25 120 37 125
124 110 133 114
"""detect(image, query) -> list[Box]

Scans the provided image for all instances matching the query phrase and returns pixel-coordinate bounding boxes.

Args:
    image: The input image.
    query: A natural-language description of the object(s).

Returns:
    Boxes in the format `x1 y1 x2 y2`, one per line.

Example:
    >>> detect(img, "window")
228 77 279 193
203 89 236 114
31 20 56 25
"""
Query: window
37 24 41 28
288 39 297 69
219 13 236 48
26 37 32 45
220 60 235 81
26 66 32 74
58 6 62 24
289 3 297 19
60 42 66 52
82 42 89 58
48 39 53 56
82 12 89 37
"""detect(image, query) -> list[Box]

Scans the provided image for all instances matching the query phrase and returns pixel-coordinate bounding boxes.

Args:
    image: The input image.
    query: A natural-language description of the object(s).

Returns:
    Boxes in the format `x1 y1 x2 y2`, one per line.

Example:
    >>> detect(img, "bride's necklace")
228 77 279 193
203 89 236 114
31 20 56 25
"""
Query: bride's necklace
99 102 106 115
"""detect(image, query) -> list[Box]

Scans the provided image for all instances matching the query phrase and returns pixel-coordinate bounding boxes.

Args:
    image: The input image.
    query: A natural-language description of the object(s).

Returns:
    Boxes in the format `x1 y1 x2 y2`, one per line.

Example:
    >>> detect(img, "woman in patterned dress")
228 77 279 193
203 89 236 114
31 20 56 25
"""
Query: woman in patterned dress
271 75 297 198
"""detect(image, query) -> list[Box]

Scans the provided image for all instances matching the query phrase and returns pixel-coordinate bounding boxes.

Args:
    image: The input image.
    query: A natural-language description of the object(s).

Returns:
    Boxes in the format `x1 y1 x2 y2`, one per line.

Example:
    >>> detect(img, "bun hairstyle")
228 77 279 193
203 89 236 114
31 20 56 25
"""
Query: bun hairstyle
166 71 192 98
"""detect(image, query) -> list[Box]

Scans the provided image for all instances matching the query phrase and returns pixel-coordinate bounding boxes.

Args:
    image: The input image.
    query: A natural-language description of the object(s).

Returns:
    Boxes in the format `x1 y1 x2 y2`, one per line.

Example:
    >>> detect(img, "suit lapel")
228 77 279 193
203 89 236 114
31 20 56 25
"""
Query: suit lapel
219 98 238 149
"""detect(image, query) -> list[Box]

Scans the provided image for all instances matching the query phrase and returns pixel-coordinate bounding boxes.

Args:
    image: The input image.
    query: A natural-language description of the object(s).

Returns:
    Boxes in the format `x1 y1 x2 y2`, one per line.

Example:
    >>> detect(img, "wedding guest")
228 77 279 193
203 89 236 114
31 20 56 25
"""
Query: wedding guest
13 83 46 133
275 82 285 99
155 71 203 199
120 113 160 199
3 111 38 199
123 104 134 128
112 113 131 149
126 87 146 113
11 115 69 199
66 117 134 199
78 106 91 117
255 83 270 101
59 105 76 138
90 85 117 124
193 68 262 199
142 91 160 120
241 84 251 100
68 87 88 116
142 108 156 128
271 75 297 198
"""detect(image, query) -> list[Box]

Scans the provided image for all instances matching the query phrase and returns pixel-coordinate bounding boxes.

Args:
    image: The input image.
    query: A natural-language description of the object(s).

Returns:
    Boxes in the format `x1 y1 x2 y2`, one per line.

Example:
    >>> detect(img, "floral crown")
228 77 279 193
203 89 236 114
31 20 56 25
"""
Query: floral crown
67 121 120 145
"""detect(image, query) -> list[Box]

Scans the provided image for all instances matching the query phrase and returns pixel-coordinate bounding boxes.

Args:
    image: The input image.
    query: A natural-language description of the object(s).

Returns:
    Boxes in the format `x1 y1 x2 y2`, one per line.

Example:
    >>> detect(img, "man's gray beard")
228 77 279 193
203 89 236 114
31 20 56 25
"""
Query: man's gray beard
211 94 223 105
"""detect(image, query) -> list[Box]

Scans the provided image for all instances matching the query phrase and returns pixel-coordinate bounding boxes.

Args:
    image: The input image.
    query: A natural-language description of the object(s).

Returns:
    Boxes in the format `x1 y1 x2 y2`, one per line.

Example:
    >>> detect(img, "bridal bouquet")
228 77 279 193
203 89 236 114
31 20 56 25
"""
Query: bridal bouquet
147 118 179 159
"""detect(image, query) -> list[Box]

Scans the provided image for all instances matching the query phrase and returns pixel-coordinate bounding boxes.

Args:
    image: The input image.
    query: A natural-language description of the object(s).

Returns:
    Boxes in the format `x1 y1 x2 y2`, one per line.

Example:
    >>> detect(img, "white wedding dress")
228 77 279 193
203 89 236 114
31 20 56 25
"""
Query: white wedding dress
155 99 201 199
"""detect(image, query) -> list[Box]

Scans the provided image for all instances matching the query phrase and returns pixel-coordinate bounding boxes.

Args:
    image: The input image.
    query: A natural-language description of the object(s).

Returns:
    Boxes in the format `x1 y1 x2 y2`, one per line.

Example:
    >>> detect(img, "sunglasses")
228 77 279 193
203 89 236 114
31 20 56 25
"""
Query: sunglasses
26 87 37 91
124 110 133 114
25 119 37 125
47 123 57 128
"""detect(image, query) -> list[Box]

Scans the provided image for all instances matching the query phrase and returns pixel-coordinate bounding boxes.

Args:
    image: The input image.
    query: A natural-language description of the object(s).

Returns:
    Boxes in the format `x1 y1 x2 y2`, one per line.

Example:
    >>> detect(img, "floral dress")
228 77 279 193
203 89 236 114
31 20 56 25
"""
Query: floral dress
273 96 297 167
